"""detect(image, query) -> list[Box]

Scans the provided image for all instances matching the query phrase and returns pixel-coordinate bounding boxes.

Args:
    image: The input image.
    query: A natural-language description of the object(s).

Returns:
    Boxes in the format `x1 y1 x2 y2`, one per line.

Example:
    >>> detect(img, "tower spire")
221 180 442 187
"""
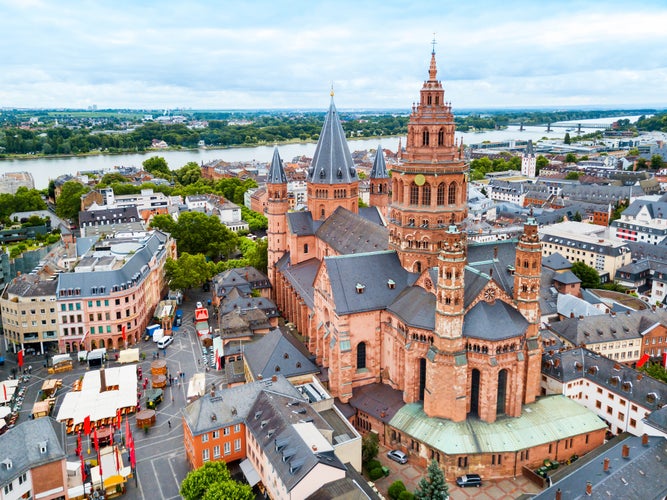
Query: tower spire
429 35 438 80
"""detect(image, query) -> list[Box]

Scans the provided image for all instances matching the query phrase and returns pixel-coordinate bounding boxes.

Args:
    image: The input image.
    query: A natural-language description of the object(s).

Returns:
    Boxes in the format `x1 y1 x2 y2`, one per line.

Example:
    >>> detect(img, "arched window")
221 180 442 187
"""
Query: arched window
422 184 431 206
448 183 457 204
438 129 444 146
410 183 419 205
356 342 367 370
415 261 422 273
427 95 432 105
437 183 445 206
422 130 430 146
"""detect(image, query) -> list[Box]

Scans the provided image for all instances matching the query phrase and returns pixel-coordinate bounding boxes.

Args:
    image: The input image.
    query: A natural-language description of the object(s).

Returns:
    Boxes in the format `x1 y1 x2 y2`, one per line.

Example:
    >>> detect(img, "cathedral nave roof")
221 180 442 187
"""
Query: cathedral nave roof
463 300 530 341
315 206 388 255
386 286 436 331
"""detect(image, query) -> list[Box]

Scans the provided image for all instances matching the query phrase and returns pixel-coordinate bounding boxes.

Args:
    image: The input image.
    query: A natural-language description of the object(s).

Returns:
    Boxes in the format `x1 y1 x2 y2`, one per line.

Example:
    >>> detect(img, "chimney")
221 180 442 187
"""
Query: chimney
570 312 575 318
271 375 278 382
622 444 630 459
642 433 649 446
585 482 592 496
603 457 610 473
555 488 562 500
99 367 107 393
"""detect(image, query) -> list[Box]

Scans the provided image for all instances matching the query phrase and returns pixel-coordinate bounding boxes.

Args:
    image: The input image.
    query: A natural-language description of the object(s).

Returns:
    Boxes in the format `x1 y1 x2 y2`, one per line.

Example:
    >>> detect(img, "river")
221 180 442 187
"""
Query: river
0 115 643 189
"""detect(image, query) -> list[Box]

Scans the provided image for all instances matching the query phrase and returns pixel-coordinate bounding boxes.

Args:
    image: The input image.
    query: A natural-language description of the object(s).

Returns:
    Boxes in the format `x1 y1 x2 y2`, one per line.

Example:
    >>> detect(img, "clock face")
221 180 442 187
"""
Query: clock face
414 174 426 186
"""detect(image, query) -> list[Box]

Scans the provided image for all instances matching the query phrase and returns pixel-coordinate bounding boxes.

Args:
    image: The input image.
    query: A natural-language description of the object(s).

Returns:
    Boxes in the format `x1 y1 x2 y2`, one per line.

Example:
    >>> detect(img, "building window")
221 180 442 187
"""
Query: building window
212 431 219 439
202 433 209 443
202 449 210 462
224 442 231 455
437 183 445 206
304 243 309 254
630 418 637 428
410 183 419 205
357 342 367 370
448 183 457 204
234 424 241 433
595 400 602 409
213 445 220 458
235 439 241 451
422 184 431 207
458 456 468 468
224 427 230 436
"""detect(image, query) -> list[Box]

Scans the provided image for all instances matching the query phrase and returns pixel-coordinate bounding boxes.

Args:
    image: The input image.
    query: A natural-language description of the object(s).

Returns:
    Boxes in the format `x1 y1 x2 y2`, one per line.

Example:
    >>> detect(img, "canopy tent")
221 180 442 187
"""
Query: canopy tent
0 406 11 419
239 458 261 487
117 348 139 364
56 365 137 428
0 380 18 405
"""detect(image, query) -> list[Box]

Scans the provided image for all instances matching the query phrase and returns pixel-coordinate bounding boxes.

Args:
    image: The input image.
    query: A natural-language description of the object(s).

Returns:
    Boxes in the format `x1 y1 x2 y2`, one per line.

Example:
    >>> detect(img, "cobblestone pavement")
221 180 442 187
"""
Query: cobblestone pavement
372 444 541 500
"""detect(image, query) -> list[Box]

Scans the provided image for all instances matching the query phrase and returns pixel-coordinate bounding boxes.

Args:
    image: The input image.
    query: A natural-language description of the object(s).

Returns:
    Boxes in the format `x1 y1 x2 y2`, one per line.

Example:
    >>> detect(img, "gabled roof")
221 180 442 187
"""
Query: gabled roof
464 240 517 307
267 146 288 184
463 300 529 341
246 390 346 492
542 252 572 271
277 255 319 309
369 146 389 179
553 270 581 285
315 207 388 255
287 211 317 236
307 96 358 185
622 199 667 219
0 417 66 485
243 328 319 381
557 293 604 319
324 251 418 315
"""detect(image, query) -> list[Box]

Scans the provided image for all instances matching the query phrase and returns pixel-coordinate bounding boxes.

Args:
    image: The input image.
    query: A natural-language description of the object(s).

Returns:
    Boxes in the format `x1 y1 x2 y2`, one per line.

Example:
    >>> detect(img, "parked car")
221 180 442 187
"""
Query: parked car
157 336 173 349
456 474 482 487
387 450 408 464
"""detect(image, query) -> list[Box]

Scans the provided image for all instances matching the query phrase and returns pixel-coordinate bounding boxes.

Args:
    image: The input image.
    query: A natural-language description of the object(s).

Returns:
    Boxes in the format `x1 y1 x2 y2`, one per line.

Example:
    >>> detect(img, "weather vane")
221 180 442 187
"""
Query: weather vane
432 33 437 53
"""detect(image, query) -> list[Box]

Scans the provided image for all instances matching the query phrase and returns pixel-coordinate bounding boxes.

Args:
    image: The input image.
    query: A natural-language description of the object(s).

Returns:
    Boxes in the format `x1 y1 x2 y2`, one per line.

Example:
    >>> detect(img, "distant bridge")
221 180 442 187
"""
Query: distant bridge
507 122 612 133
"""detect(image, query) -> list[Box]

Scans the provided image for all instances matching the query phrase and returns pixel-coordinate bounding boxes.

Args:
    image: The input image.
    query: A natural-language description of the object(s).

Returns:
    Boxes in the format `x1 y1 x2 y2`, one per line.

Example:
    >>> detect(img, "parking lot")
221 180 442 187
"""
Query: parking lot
0 289 218 500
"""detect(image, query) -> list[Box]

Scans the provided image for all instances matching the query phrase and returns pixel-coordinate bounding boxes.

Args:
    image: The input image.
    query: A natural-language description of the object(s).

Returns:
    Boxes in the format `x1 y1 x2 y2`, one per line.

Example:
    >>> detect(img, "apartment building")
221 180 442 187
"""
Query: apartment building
541 347 667 436
56 231 175 353
539 221 632 279
611 197 667 245
184 194 249 232
1 277 59 355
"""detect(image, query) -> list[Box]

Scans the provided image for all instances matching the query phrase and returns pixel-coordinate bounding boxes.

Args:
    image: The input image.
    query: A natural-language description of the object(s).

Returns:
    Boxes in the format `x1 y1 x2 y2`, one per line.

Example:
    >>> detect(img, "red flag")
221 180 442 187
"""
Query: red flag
84 415 91 436
129 445 136 468
17 349 23 368
662 351 667 368
116 408 122 429
76 432 82 457
98 446 103 479
121 325 127 341
80 453 86 481
2 384 6 402
637 353 650 368
94 427 99 451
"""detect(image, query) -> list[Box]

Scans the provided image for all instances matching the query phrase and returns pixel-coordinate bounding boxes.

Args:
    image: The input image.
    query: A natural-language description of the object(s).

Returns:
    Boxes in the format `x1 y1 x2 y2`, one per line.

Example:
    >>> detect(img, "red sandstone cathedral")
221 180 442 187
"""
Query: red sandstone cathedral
266 49 606 479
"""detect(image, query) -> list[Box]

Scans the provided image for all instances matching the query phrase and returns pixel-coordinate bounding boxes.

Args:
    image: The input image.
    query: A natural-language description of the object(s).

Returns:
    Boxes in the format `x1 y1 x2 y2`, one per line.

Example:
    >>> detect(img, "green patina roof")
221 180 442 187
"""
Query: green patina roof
389 395 607 455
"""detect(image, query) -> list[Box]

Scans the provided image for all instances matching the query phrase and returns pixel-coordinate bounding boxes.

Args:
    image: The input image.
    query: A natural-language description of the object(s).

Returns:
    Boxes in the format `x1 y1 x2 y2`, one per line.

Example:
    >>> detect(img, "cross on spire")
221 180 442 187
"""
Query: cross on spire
431 33 437 54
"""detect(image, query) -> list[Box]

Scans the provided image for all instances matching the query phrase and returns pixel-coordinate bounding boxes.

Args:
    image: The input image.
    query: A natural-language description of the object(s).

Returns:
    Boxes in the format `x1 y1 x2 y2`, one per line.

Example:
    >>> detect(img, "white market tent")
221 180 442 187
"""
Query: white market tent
117 348 139 364
56 365 137 428
0 380 18 405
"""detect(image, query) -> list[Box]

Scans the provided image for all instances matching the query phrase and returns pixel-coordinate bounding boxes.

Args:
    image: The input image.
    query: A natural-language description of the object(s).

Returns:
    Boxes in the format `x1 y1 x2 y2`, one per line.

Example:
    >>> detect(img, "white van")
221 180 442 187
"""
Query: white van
157 336 173 349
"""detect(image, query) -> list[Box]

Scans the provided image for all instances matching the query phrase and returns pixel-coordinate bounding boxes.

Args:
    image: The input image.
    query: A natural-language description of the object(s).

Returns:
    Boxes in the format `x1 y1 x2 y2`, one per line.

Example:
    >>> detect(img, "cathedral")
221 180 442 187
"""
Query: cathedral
266 49 606 479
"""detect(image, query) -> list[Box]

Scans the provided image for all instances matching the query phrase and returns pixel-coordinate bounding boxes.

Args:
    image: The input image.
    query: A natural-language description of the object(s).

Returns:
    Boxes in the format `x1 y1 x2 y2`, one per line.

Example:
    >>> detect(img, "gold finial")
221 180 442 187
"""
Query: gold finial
330 83 334 97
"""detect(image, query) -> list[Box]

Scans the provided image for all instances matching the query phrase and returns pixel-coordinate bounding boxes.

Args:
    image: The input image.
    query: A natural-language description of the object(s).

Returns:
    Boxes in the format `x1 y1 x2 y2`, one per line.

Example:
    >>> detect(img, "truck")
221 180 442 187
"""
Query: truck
152 328 165 343
144 324 160 342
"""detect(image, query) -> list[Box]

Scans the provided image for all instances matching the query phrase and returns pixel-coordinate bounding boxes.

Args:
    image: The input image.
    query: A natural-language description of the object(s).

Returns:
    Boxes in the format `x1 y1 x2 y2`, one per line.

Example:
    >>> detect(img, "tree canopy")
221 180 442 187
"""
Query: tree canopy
0 187 47 224
165 253 211 292
414 459 449 500
55 181 90 222
571 261 601 289
142 156 171 178
180 461 253 500
156 212 239 260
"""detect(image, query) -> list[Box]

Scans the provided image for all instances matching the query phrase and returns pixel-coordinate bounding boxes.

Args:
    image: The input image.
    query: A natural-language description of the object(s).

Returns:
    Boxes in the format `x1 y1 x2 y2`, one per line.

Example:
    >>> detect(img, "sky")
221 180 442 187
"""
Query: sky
1 0 667 111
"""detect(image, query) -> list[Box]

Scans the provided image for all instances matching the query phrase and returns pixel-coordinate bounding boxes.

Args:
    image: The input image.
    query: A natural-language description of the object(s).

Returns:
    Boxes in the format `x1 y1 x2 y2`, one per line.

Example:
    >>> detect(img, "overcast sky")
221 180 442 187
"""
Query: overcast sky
1 0 666 111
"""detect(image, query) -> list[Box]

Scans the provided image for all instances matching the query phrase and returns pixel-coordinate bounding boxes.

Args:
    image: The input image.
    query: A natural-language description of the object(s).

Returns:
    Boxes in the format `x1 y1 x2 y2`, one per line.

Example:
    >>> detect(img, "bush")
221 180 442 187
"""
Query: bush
369 467 385 481
388 480 406 499
398 491 415 500
365 459 382 473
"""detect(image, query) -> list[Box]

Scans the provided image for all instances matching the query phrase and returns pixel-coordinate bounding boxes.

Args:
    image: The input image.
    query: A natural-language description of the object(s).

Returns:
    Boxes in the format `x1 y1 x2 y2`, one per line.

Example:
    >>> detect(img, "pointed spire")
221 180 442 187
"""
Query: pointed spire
267 146 287 184
370 145 389 179
526 139 534 156
429 50 438 81
308 94 358 184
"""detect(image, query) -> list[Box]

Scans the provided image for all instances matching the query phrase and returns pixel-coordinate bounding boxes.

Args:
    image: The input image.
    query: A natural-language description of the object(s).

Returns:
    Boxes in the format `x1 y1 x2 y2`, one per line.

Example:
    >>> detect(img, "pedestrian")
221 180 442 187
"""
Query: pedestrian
171 394 174 403
28 365 32 374
168 420 171 429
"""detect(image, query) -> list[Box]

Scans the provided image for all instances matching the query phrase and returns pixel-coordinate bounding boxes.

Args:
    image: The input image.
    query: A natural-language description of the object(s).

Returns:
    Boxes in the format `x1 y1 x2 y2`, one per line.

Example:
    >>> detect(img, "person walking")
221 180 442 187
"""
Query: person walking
168 420 171 429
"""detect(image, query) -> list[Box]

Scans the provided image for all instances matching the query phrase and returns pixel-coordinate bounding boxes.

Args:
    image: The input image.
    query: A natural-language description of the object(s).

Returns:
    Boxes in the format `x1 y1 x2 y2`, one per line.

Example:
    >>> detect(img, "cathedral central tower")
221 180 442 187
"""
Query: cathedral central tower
388 50 468 273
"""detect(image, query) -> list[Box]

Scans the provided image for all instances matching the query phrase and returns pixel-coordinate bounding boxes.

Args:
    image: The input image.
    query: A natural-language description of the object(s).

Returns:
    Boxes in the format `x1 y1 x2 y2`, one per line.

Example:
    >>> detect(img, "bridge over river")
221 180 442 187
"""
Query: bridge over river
507 122 611 133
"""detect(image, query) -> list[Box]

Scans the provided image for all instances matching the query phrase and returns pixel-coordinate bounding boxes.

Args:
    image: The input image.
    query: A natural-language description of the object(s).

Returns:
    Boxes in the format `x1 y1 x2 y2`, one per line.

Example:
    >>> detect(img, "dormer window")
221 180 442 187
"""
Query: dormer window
1 458 12 470
39 441 48 454
387 279 395 289
356 283 365 294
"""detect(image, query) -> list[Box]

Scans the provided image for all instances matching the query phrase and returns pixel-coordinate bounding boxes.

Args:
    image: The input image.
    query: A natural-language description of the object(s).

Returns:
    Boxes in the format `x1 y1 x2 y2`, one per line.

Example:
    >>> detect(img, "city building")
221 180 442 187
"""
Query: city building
521 139 536 178
0 418 68 500
541 347 667 437
266 49 606 480
611 196 667 245
184 194 249 232
0 172 35 195
539 221 632 280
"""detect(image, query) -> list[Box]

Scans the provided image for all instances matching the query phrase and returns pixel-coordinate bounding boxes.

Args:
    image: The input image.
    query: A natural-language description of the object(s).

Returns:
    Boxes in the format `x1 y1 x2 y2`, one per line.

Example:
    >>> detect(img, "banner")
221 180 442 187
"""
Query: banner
637 353 650 368
17 350 23 368
663 351 667 368
121 325 127 341
84 415 91 436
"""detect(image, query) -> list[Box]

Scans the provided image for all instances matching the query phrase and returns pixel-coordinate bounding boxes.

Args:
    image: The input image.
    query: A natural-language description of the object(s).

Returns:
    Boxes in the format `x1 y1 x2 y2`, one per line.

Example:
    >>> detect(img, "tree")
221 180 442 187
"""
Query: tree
55 181 90 222
414 459 448 500
245 238 268 274
571 211 583 222
565 171 581 181
389 480 407 500
536 155 549 175
165 253 211 294
564 132 571 144
636 158 648 170
650 154 665 170
170 212 238 260
361 432 379 465
565 152 577 163
640 361 667 383
100 172 129 185
142 156 171 178
175 161 202 185
180 461 253 500
571 261 600 289
149 214 177 234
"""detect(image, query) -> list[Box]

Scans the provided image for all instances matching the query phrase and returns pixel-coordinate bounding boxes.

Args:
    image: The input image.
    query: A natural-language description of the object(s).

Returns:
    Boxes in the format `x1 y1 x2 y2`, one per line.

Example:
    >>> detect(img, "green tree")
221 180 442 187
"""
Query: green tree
245 238 268 274
180 461 253 500
175 161 202 185
171 212 238 260
571 261 601 289
640 361 667 383
100 172 129 185
55 181 90 223
165 253 211 294
565 152 577 163
361 432 379 465
636 158 648 170
650 154 664 170
571 211 583 222
565 171 581 180
389 480 407 500
414 459 449 500
536 155 549 175
564 132 571 144
149 214 177 234
142 156 171 178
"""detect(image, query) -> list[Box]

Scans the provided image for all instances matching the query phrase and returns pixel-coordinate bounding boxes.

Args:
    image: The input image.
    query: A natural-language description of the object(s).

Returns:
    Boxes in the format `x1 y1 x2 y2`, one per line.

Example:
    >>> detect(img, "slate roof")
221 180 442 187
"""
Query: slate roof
0 417 66 485
621 199 667 219
246 390 346 493
307 96 358 185
358 206 385 227
348 383 406 424
553 270 581 285
532 435 667 500
464 240 518 307
542 252 572 271
5 274 58 297
325 251 418 315
387 286 436 331
57 231 169 298
267 146 288 184
542 347 667 411
628 241 667 262
79 206 140 225
547 308 667 347
277 255 319 309
540 233 629 257
287 211 318 236
369 146 389 179
182 375 303 435
557 293 604 319
540 268 559 318
243 328 319 381
463 300 529 341
315 207 388 255
645 406 667 434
